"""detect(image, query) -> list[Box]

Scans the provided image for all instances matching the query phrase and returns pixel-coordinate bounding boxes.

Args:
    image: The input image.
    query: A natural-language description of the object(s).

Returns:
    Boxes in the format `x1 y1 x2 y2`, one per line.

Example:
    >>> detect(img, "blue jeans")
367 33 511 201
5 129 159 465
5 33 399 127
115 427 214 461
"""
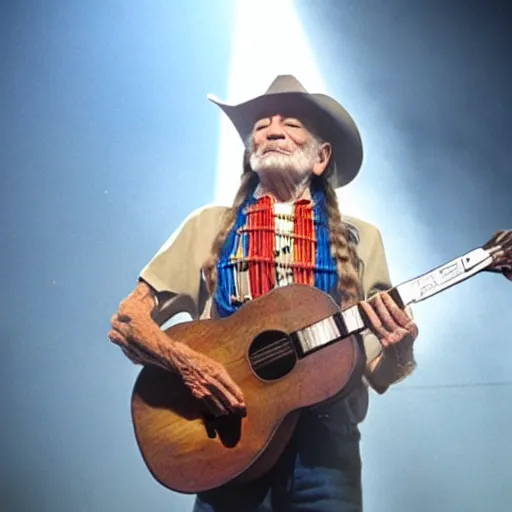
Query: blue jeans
192 411 363 512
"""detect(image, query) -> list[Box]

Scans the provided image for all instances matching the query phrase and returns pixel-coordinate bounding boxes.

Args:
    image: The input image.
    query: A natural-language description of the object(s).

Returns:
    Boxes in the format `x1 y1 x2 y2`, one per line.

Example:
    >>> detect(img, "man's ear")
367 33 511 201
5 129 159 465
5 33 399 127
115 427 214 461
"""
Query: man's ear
312 142 332 177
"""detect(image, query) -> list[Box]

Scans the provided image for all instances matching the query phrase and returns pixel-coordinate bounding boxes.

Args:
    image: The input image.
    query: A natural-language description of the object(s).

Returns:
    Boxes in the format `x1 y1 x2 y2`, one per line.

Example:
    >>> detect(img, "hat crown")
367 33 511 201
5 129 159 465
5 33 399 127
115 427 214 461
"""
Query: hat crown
265 75 308 95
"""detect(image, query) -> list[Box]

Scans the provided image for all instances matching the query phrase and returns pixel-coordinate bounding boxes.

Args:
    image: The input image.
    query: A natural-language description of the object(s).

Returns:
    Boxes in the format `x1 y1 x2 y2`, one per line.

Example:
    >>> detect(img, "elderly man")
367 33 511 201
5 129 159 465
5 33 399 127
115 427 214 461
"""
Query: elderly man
108 76 420 511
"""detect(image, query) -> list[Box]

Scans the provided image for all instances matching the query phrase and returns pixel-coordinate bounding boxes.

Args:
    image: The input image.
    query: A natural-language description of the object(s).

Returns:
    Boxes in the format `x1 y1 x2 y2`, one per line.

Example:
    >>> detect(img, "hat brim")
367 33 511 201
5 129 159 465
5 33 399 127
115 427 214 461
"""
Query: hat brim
208 91 363 188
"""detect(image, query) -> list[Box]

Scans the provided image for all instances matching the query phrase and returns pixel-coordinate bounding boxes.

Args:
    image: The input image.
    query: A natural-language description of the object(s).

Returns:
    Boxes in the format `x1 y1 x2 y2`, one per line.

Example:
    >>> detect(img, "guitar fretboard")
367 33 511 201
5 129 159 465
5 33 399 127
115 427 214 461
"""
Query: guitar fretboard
293 246 494 356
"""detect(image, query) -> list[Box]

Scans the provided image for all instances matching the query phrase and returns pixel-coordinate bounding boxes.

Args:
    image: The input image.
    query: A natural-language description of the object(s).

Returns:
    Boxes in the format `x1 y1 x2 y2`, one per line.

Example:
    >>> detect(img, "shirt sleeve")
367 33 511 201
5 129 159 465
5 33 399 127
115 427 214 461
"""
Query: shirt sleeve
138 205 226 319
356 225 391 364
352 221 417 392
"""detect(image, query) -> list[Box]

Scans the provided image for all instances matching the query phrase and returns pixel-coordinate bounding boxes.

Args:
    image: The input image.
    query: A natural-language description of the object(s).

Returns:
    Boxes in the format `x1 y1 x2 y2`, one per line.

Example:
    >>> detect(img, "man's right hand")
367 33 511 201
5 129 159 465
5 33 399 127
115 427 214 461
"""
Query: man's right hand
170 342 247 418
109 313 246 418
108 280 246 419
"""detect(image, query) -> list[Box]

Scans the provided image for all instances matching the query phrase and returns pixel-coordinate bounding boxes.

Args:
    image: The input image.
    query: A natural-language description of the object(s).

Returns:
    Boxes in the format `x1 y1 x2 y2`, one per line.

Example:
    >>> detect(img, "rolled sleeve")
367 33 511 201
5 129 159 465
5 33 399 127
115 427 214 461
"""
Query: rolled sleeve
349 220 417 392
139 205 227 319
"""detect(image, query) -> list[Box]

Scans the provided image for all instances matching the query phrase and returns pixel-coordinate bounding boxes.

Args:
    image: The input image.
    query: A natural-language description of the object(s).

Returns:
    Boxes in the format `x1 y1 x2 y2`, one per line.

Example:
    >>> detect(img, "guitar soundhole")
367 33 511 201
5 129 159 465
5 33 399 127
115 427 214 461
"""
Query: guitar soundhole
248 330 297 381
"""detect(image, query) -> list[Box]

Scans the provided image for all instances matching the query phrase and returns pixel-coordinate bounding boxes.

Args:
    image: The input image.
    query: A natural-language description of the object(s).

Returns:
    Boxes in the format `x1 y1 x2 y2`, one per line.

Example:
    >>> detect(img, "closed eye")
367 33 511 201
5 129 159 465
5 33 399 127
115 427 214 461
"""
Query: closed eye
284 119 303 128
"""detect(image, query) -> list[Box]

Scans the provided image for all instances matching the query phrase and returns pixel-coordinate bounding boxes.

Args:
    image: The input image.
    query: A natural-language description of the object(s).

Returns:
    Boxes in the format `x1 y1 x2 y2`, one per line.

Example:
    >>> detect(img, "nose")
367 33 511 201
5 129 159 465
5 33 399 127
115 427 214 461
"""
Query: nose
265 118 286 140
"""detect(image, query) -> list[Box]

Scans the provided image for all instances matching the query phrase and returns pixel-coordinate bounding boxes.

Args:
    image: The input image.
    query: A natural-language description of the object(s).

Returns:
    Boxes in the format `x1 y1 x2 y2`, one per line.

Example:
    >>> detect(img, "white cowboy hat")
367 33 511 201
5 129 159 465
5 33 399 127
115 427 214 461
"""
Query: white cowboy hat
208 75 363 188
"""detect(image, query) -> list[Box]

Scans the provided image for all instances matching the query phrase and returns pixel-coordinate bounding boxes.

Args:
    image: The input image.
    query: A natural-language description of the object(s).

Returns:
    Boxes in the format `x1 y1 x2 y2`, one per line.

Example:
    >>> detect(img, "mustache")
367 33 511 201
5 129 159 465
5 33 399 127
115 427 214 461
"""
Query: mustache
255 143 294 156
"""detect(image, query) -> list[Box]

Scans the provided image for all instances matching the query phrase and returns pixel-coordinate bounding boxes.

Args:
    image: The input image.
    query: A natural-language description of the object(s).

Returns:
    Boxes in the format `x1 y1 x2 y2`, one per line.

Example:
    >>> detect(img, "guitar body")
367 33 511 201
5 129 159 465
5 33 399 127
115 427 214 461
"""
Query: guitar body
131 284 363 494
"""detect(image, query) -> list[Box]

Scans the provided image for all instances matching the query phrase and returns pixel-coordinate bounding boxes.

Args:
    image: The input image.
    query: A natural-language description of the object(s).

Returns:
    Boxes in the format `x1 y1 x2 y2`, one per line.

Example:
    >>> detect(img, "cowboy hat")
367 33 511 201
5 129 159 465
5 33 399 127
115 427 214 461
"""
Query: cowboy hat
207 75 363 188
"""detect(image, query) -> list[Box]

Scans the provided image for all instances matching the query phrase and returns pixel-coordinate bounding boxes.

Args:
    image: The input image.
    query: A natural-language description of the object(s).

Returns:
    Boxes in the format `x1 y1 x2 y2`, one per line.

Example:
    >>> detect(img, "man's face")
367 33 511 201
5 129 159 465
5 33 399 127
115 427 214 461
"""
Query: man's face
248 115 331 184
252 114 311 152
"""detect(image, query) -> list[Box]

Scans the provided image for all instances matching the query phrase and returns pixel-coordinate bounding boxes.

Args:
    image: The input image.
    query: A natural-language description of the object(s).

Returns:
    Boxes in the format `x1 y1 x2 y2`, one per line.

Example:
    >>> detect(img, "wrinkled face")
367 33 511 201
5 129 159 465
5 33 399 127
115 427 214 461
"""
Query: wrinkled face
248 115 331 183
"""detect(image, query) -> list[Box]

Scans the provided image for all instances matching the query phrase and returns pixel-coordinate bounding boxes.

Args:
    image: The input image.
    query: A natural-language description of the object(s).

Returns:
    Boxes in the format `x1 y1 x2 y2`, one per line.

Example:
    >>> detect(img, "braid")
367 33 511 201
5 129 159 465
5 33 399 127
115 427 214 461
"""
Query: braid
316 175 363 308
203 160 258 295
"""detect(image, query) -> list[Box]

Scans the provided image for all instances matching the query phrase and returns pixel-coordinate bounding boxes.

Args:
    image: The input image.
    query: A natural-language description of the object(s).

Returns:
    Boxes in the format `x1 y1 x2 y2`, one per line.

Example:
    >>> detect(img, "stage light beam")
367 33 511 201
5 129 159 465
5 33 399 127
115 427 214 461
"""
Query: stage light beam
213 0 329 204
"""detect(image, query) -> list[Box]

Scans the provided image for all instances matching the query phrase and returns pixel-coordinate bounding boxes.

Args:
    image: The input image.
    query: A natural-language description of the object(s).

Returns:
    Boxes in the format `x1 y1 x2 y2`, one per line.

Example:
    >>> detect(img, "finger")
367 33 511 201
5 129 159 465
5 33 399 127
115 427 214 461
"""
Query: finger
380 293 416 331
382 293 419 339
205 380 237 411
110 313 132 325
110 313 130 331
495 230 508 244
182 364 234 416
368 294 419 347
380 293 419 340
201 361 245 406
380 294 419 342
370 293 402 334
216 369 245 404
210 390 247 417
108 328 127 346
206 378 246 417
110 320 131 339
184 357 246 415
382 326 410 348
195 387 229 417
359 300 392 340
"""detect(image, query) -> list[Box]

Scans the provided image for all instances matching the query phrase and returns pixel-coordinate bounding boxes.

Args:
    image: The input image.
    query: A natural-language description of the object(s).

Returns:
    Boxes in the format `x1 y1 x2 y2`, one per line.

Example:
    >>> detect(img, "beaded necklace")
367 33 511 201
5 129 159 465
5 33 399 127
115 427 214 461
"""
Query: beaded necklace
214 182 338 318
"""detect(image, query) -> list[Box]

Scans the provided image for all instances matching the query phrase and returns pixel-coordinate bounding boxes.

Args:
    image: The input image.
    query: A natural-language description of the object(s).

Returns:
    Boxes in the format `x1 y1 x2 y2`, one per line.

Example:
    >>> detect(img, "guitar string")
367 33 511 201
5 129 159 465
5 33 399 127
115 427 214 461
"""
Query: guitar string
251 347 295 368
249 316 339 360
250 337 292 358
251 342 292 362
251 345 295 368
250 324 339 367
250 327 335 368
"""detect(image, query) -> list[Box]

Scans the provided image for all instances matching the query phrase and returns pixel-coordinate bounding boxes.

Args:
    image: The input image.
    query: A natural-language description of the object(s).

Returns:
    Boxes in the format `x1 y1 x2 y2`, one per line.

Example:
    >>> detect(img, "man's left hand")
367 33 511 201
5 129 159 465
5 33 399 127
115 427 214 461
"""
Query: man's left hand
359 291 419 349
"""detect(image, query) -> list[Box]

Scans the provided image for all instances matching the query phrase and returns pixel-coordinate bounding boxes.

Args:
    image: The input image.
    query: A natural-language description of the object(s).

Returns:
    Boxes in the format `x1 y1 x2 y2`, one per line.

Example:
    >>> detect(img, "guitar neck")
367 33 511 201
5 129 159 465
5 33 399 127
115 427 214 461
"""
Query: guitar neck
390 247 493 308
333 246 494 342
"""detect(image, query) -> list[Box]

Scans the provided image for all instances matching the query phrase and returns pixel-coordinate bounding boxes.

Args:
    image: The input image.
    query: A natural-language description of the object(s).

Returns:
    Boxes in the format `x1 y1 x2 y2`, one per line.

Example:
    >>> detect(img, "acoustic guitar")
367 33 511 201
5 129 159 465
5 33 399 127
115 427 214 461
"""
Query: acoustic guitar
130 231 511 494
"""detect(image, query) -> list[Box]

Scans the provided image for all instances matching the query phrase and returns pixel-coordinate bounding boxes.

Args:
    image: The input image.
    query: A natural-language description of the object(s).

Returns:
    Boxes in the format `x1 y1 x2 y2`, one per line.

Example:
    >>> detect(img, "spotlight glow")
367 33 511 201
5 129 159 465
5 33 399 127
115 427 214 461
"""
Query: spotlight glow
213 0 328 204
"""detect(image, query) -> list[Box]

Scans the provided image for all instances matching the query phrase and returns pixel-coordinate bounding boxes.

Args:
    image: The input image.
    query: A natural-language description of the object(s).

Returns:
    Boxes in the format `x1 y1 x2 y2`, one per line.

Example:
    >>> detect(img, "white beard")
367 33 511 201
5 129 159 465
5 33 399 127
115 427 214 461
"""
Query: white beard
249 139 321 202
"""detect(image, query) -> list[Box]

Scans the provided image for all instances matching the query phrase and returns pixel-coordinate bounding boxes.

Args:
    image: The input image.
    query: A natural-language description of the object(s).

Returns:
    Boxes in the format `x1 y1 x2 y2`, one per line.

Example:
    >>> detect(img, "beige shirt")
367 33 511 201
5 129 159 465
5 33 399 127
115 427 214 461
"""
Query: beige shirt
139 203 415 431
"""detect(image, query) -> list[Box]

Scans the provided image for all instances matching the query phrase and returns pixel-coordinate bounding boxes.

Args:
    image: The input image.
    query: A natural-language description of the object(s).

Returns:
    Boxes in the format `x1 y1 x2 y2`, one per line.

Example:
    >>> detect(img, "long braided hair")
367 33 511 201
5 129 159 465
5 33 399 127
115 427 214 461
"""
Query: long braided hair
202 148 363 310
202 153 259 298
317 173 363 307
